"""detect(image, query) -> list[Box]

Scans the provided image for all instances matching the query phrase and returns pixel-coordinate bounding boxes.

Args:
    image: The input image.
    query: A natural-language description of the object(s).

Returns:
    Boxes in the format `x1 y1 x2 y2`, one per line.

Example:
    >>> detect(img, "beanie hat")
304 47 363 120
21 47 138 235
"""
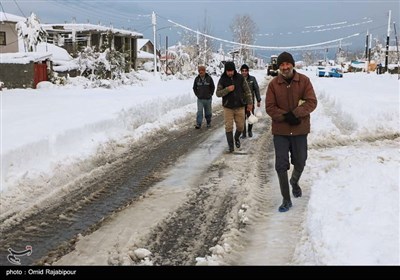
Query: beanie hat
277 52 295 67
224 61 236 71
240 64 249 71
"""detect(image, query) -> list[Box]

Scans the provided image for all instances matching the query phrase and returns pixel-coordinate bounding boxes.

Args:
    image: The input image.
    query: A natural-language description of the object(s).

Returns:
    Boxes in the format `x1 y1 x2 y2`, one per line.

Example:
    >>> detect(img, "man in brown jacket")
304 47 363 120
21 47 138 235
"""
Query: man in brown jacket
265 52 317 212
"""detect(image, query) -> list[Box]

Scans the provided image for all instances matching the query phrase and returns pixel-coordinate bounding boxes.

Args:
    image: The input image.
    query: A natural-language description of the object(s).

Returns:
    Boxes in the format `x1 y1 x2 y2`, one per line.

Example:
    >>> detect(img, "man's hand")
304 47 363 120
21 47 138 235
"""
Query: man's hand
227 85 235 92
257 101 261 107
246 104 253 113
283 111 301 125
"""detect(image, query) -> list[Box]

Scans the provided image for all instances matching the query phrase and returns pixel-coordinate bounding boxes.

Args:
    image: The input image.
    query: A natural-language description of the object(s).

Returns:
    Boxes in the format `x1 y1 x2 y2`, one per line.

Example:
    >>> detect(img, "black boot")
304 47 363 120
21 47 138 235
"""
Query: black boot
234 130 241 148
277 171 292 212
241 121 247 138
290 168 303 198
248 124 253 137
226 132 234 153
279 199 292 212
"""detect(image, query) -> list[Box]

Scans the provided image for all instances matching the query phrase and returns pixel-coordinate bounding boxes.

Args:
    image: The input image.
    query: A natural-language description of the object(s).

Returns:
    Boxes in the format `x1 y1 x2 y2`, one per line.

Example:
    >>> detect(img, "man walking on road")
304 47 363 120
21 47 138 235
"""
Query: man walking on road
265 52 317 212
240 64 261 138
216 61 253 153
193 65 215 129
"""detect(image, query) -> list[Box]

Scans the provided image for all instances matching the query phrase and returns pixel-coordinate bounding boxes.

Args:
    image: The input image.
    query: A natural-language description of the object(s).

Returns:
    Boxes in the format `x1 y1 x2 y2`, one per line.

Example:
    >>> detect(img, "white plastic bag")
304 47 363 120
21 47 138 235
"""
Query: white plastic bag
248 113 258 124
255 108 262 118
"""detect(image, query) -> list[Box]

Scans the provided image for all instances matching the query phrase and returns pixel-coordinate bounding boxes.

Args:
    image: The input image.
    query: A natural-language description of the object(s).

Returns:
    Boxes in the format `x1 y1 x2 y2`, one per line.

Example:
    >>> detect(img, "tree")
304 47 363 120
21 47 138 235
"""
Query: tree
302 51 314 66
180 10 214 67
77 47 126 80
198 10 214 66
167 42 191 76
230 14 257 66
16 12 47 52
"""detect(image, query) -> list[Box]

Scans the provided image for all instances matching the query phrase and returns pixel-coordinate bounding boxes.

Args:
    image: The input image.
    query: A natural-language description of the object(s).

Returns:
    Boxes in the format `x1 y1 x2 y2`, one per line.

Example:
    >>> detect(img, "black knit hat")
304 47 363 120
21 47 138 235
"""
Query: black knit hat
224 61 236 71
240 64 249 71
277 52 295 67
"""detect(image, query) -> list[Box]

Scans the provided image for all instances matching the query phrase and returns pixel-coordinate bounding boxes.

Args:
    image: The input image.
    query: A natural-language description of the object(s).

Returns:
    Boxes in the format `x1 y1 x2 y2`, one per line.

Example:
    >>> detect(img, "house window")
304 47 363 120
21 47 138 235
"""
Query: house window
0 32 6 45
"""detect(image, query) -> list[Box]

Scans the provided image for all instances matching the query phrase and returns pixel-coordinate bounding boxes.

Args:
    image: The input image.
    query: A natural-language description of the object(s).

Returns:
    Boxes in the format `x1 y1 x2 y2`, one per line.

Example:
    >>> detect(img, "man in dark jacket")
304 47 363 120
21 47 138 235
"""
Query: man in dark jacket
216 61 253 152
193 65 215 129
266 52 317 212
240 64 261 138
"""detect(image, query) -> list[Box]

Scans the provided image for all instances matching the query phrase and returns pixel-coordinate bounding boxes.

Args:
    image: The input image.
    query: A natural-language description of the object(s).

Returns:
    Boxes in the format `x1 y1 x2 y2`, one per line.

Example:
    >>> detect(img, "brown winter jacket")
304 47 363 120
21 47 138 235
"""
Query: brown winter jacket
266 70 317 136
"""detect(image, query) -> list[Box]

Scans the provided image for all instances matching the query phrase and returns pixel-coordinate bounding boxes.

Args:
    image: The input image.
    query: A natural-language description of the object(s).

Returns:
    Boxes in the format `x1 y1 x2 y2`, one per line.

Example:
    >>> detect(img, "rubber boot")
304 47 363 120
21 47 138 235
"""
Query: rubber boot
234 130 241 148
248 124 253 137
290 168 303 198
277 171 292 212
241 121 247 138
226 132 234 153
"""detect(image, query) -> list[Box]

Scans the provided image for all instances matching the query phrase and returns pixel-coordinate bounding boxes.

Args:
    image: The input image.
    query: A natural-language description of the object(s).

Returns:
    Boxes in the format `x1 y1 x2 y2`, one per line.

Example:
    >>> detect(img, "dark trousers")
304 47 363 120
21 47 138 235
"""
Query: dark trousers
273 135 308 173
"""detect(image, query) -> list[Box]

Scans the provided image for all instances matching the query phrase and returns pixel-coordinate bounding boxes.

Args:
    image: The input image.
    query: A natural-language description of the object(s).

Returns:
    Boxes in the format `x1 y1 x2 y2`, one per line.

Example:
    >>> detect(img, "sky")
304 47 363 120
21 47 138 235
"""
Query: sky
1 0 399 59
1 66 399 265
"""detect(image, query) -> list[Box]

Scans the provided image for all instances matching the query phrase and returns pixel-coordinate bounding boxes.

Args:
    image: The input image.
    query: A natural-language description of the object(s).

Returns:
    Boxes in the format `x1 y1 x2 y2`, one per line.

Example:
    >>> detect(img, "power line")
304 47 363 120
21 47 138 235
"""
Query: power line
12 0 25 18
168 19 360 51
49 0 150 28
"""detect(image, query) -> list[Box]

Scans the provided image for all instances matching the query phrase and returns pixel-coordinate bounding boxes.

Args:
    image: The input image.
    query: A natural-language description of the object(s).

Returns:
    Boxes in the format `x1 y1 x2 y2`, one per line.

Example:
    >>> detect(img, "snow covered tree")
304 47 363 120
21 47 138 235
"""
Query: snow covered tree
77 47 99 78
16 12 47 52
168 42 192 76
106 49 126 79
230 14 257 66
302 51 314 66
197 12 214 66
77 47 126 80
180 11 214 67
100 30 113 52
180 30 198 64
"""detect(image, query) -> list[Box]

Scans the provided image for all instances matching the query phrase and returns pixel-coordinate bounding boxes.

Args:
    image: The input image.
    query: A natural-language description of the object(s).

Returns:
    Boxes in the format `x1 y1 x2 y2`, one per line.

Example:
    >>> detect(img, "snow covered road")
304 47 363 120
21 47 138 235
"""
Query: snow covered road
1 70 398 265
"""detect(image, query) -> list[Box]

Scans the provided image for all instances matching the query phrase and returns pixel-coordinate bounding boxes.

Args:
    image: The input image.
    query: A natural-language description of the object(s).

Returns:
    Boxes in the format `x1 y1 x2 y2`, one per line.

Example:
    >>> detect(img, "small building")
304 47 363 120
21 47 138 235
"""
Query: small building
0 52 52 88
0 12 25 53
137 38 157 69
42 22 143 71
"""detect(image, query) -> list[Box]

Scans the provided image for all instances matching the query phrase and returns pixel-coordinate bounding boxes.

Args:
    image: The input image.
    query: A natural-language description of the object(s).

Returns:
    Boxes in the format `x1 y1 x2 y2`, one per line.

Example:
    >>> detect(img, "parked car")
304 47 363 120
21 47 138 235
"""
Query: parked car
316 67 343 78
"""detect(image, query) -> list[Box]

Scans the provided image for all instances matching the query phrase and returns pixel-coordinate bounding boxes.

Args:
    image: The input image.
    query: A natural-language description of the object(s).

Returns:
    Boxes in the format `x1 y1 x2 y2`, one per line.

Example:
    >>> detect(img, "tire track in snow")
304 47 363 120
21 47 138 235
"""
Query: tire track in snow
0 111 226 265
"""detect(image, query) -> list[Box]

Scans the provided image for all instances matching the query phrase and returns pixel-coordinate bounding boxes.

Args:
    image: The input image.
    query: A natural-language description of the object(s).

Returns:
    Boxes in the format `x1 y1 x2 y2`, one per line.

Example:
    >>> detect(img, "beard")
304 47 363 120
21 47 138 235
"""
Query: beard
280 68 294 79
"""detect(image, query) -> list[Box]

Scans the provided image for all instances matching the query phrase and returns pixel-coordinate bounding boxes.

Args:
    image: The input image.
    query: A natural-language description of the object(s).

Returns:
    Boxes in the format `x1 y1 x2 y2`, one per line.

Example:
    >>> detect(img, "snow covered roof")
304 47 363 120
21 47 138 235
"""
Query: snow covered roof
0 52 52 64
0 12 25 23
137 50 154 59
37 42 73 61
137 39 151 50
41 23 143 37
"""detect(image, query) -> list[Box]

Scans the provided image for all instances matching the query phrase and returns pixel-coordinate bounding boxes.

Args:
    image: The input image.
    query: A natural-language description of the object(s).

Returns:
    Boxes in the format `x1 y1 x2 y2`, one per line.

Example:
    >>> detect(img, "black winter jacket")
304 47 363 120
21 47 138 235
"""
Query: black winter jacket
193 74 215 99
216 71 252 108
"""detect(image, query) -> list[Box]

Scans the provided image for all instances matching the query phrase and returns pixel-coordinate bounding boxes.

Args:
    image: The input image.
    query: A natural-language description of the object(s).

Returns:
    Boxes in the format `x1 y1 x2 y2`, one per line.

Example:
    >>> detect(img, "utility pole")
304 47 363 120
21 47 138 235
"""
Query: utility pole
385 10 391 73
365 30 369 60
152 11 157 76
196 31 200 66
368 32 372 63
393 22 400 79
204 37 207 65
166 36 169 74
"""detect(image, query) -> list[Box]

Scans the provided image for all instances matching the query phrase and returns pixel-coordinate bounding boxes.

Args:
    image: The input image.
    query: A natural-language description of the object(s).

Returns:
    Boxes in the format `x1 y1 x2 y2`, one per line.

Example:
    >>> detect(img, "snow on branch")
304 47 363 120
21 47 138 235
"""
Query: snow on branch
16 12 48 52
